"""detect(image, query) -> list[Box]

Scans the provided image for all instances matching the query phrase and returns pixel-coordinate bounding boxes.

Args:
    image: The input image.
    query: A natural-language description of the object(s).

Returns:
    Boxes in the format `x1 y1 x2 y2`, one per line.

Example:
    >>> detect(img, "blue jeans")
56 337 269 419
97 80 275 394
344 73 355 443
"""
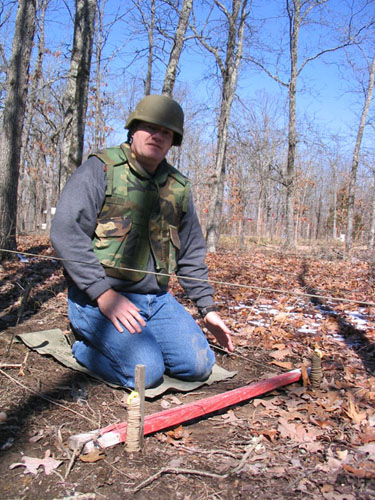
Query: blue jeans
68 286 215 389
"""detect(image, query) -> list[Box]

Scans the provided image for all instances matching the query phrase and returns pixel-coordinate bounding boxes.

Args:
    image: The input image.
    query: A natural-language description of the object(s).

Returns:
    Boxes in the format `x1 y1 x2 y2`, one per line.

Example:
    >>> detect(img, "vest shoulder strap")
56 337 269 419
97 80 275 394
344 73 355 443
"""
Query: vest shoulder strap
164 162 188 187
90 146 127 167
90 146 128 196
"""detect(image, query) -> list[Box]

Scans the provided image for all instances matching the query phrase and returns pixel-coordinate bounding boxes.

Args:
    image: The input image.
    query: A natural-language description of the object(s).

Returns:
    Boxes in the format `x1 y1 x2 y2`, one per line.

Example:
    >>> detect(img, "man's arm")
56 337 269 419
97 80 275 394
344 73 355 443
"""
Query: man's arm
50 156 111 299
50 157 146 332
176 193 214 306
203 311 234 352
97 289 146 333
176 193 234 352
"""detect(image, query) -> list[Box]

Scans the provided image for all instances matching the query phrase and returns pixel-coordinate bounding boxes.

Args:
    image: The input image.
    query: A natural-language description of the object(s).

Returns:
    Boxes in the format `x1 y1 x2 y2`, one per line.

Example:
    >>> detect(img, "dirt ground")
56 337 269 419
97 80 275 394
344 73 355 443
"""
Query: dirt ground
0 237 375 500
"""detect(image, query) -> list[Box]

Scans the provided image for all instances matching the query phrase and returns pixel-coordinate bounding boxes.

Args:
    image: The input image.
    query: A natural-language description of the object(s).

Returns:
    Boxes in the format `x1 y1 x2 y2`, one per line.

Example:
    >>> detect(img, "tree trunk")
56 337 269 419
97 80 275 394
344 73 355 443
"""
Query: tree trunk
345 55 375 254
0 0 37 255
284 0 301 248
144 0 155 95
18 0 49 234
205 0 248 252
369 171 375 250
162 0 193 97
20 0 49 173
59 0 96 191
93 0 106 150
330 161 338 240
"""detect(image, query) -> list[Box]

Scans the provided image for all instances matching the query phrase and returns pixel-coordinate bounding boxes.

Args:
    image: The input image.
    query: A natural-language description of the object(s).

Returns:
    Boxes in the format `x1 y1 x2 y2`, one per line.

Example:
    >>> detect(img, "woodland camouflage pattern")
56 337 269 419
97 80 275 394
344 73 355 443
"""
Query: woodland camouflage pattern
91 143 190 287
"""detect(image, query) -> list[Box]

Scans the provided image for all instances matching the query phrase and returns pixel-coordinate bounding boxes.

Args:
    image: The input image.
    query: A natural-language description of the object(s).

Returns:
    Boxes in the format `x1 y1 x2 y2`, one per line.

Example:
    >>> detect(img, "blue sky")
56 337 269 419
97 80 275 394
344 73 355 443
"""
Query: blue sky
3 0 372 154
173 0 374 153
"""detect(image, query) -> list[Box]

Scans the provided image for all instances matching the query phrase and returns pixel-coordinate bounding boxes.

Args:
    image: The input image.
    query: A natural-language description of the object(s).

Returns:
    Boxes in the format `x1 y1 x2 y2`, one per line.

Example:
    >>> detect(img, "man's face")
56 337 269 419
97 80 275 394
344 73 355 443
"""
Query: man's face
130 121 174 173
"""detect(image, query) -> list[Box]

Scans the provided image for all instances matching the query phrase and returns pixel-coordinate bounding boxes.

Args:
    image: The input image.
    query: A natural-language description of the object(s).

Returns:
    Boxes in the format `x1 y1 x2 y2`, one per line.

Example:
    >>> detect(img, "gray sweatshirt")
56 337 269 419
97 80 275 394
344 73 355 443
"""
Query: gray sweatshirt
50 155 214 308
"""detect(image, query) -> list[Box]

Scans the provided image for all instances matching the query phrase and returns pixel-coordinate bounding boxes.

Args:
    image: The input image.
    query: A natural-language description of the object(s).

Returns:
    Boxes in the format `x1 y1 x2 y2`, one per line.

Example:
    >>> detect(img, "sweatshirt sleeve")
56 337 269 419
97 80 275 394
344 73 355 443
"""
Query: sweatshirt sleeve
176 193 215 308
50 156 112 300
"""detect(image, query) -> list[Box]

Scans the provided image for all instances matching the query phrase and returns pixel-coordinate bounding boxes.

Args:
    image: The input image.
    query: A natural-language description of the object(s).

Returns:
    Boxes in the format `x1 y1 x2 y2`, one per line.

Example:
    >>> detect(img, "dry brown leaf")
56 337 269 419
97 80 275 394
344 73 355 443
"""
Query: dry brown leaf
300 441 324 452
311 418 333 429
10 450 62 475
323 317 339 332
221 409 240 423
154 432 168 443
301 364 310 387
278 417 323 444
268 466 286 477
270 360 294 370
269 348 290 360
272 343 287 349
359 429 375 444
254 326 267 335
166 425 192 445
343 463 375 478
318 393 344 412
320 483 334 493
344 397 367 425
79 449 105 463
260 429 277 442
252 398 280 410
273 312 288 322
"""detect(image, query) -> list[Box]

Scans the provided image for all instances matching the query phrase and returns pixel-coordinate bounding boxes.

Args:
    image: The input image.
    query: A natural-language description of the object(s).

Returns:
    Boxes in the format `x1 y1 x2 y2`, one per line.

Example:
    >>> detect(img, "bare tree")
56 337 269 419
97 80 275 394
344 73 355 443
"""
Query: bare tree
20 0 50 173
0 0 37 254
59 0 96 190
0 1 17 106
162 0 193 96
247 0 358 248
345 54 375 253
193 0 249 252
228 95 286 246
85 1 130 150
145 0 155 95
369 168 375 250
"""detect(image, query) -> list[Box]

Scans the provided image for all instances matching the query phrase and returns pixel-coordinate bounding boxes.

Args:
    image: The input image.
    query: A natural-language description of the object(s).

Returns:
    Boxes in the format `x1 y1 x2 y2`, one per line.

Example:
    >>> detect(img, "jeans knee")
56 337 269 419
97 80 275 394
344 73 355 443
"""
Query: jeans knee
168 345 215 381
190 356 215 381
144 360 165 388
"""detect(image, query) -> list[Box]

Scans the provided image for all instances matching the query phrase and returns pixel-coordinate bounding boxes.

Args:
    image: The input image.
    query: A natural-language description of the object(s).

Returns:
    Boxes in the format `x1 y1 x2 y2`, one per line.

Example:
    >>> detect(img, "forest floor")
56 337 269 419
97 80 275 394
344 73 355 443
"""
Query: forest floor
0 236 375 500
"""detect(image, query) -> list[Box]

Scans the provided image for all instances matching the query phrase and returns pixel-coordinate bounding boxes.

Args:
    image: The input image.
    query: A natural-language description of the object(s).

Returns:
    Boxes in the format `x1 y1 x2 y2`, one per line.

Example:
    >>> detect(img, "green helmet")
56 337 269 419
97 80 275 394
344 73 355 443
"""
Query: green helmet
125 94 184 146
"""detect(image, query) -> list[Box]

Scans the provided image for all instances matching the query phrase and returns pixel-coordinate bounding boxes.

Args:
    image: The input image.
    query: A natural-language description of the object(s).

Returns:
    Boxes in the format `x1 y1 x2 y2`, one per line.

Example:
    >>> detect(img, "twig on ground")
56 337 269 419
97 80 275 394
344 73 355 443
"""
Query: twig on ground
132 436 262 493
230 436 262 474
177 444 240 459
64 443 82 479
18 351 29 376
133 467 225 493
1 352 29 372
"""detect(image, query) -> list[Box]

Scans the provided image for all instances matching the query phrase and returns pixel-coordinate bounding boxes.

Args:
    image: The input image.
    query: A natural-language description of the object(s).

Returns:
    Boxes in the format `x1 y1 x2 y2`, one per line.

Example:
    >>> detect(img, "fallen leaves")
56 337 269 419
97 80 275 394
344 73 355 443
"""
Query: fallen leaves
9 450 62 475
343 462 375 479
270 360 294 370
343 394 368 424
79 448 105 463
358 428 375 444
3 242 375 500
277 417 323 444
156 425 193 447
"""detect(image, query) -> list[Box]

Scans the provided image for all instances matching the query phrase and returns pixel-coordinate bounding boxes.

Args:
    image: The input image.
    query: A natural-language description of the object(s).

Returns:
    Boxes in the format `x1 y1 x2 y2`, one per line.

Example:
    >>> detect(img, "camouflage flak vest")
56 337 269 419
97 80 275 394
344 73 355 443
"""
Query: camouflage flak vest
91 143 190 287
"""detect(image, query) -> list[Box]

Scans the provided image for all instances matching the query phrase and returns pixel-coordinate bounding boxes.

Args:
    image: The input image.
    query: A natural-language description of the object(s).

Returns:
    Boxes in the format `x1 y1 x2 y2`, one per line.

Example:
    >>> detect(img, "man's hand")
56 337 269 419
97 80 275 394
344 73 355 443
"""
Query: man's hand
203 311 234 352
97 289 146 334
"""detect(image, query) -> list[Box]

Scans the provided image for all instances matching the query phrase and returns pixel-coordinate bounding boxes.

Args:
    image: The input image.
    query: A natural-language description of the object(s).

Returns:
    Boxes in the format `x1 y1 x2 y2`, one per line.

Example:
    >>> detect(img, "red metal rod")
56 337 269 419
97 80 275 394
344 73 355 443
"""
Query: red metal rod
69 368 302 452
70 369 302 451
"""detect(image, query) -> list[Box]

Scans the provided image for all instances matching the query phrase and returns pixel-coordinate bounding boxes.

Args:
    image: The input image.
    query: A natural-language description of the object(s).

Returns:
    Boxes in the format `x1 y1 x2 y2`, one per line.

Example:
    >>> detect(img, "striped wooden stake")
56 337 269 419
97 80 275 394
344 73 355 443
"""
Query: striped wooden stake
125 365 145 452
